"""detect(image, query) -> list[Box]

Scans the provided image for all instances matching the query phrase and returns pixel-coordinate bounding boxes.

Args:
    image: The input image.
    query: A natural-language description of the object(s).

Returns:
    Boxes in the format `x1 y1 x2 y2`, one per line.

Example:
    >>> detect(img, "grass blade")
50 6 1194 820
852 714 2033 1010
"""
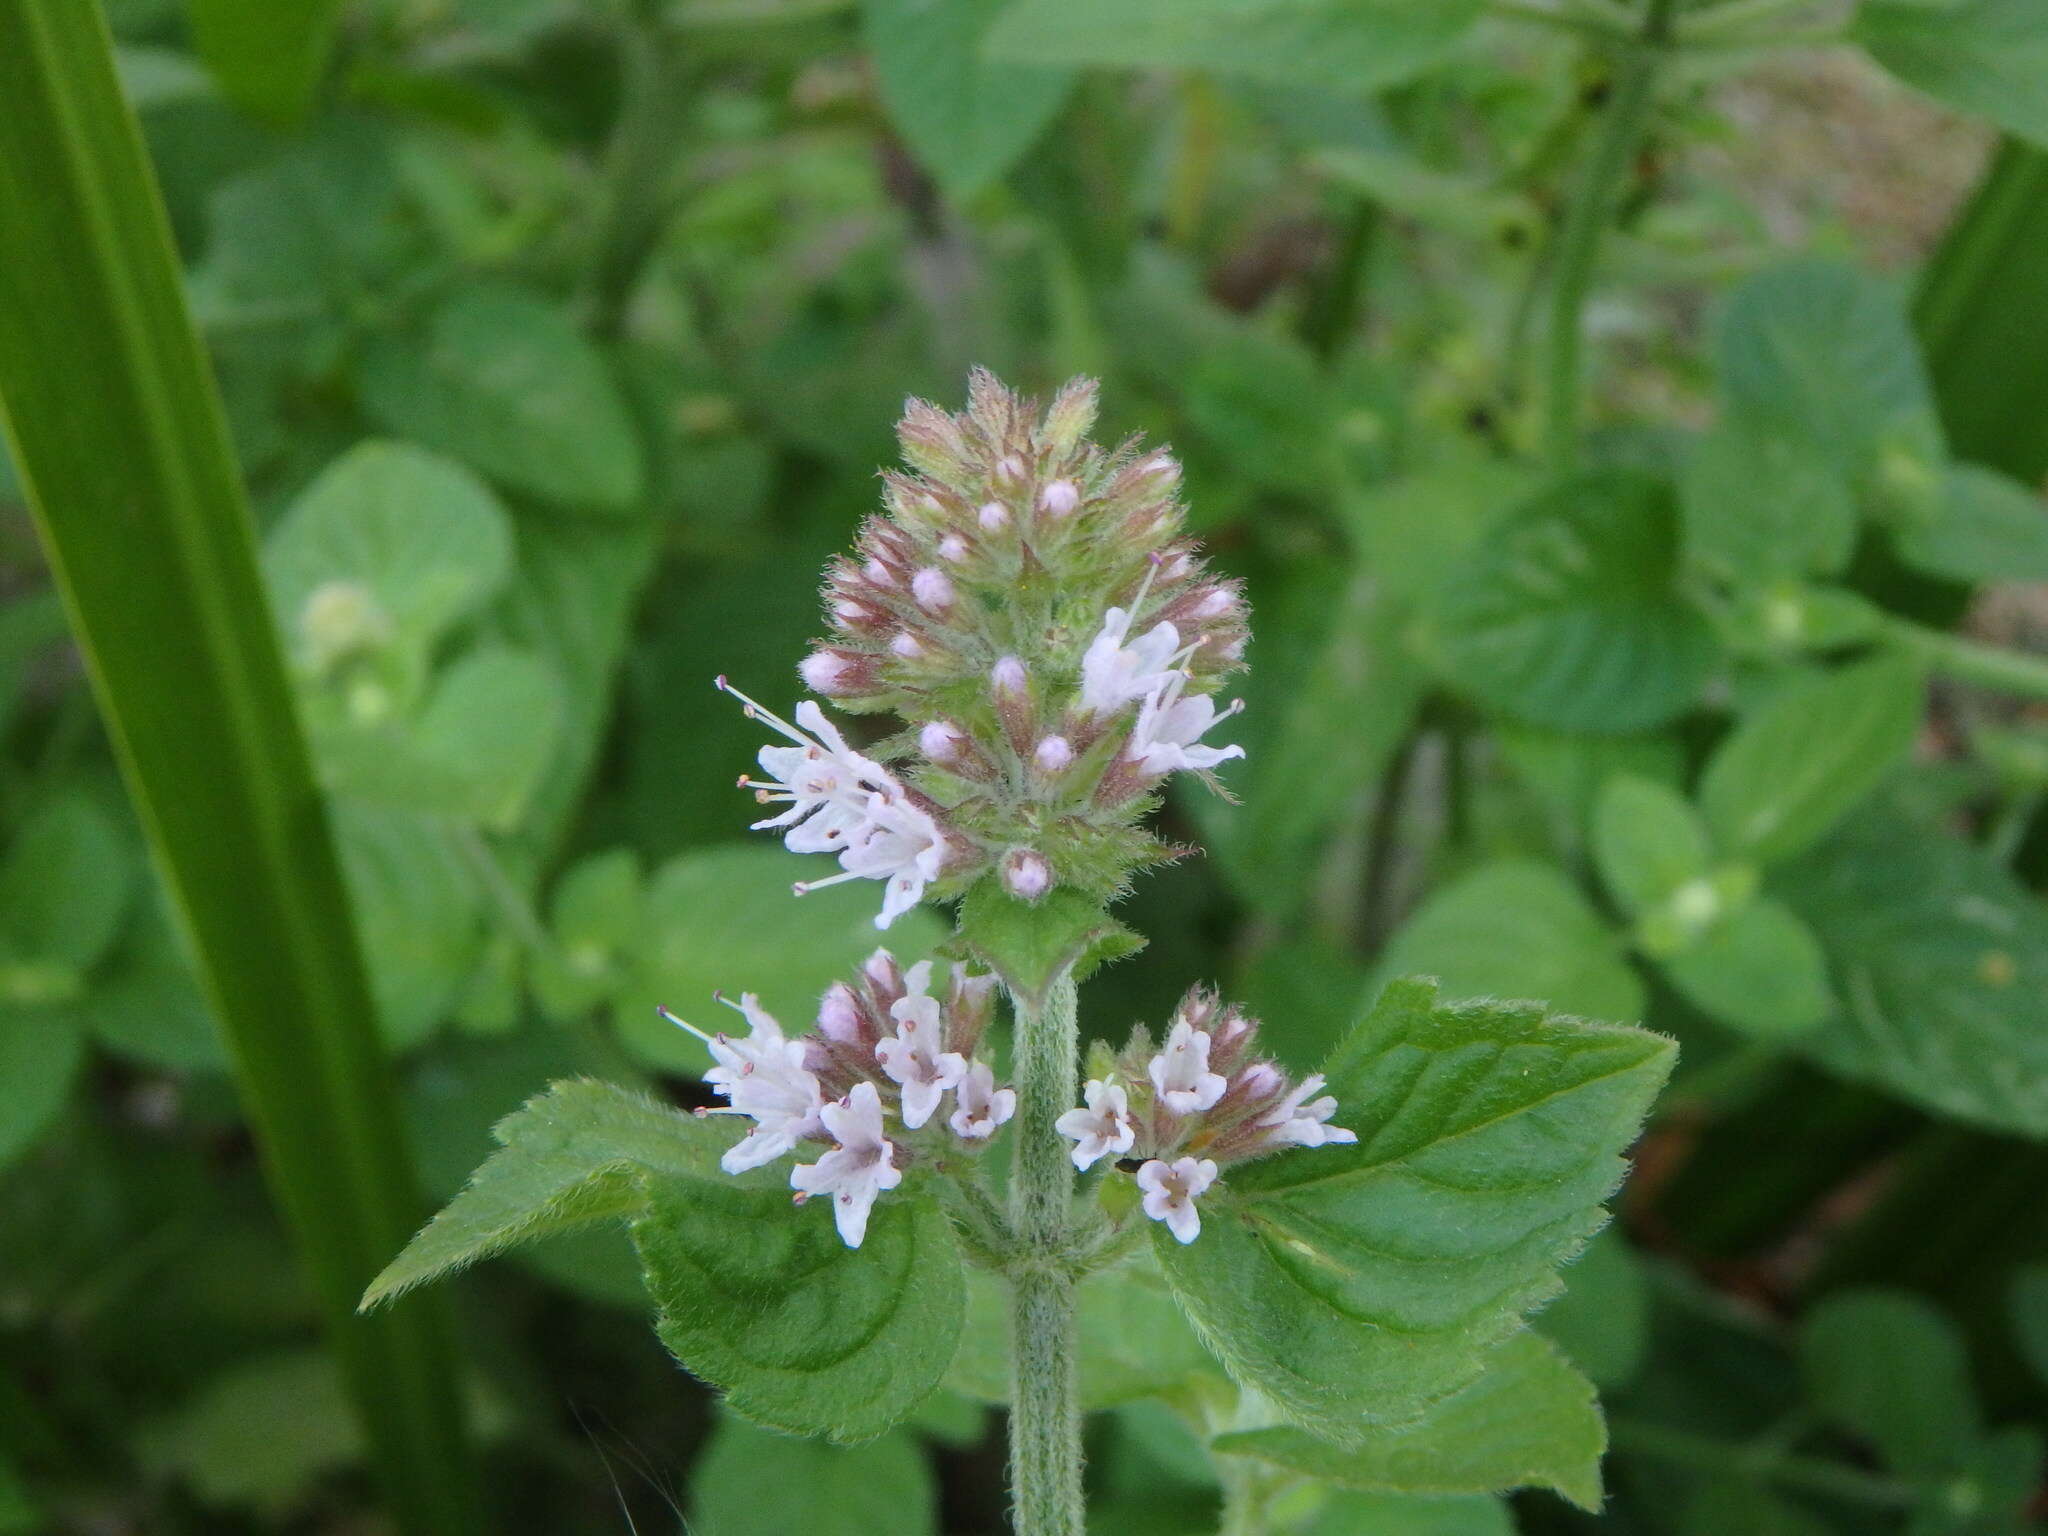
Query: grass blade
0 4 479 1530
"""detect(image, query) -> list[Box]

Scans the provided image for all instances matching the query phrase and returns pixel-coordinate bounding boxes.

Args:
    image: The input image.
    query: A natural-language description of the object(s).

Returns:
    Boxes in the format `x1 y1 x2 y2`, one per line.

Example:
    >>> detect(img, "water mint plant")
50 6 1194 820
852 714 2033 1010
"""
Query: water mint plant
361 374 1673 1535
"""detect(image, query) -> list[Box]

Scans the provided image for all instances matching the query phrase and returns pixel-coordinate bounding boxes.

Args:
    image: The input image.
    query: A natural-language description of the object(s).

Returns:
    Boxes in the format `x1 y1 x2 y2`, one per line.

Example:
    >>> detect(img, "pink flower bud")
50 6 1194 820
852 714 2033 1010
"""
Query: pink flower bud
1034 735 1074 773
977 501 1009 532
991 656 1028 697
890 630 924 659
819 982 863 1042
937 533 969 562
1142 452 1180 488
1194 588 1235 620
920 720 964 764
1003 849 1052 901
911 567 955 613
1237 1061 1282 1099
995 454 1026 487
863 949 901 993
863 557 895 587
800 650 856 695
1040 479 1080 518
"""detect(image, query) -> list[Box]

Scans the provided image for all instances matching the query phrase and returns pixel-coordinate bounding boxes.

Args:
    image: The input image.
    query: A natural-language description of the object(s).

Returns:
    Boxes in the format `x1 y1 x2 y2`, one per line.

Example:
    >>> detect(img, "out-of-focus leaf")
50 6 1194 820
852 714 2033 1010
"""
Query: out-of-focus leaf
1315 145 1537 245
0 795 133 989
1156 978 1671 1442
862 0 1073 200
0 1005 85 1168
1426 472 1716 734
1699 654 1925 866
1212 1332 1605 1510
1801 1289 1980 1478
1299 1493 1511 1536
358 283 645 515
1679 1483 1830 1536
144 1349 359 1513
1662 897 1834 1038
692 1416 937 1536
183 0 344 125
85 885 227 1073
1536 1231 1649 1389
1855 0 2048 150
1341 461 1534 604
1376 860 1644 1023
1891 462 2048 584
1780 803 2048 1137
1593 775 1712 919
335 805 483 1052
1681 415 1858 583
2016 1265 2048 1387
985 0 1487 95
532 848 643 1023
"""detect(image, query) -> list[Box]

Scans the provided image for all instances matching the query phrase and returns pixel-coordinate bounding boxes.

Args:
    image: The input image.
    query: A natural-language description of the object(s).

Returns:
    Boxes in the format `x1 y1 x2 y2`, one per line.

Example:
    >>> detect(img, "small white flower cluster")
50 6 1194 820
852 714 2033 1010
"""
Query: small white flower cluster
1055 988 1355 1244
663 950 1008 1247
1079 575 1245 781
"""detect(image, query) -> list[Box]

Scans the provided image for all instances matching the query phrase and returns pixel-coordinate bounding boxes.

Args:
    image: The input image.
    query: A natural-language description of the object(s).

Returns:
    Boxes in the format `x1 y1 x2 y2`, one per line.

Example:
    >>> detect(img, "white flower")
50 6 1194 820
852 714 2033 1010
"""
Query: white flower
875 960 969 1129
949 1061 1016 1140
720 679 947 929
1080 606 1182 715
1148 1021 1227 1116
660 996 825 1174
790 1083 902 1248
1136 1157 1218 1245
1257 1073 1358 1149
1127 671 1244 776
1054 1078 1136 1170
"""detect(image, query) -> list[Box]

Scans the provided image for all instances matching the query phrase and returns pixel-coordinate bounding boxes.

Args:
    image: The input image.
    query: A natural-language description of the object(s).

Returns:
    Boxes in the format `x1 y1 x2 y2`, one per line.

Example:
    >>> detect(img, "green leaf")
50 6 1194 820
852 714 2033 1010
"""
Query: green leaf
954 880 1139 1009
0 794 133 985
1315 146 1539 246
144 1348 361 1514
1299 1493 1511 1536
1592 775 1712 919
634 1174 965 1442
2014 1264 2048 1387
532 848 643 1023
1535 1230 1649 1389
265 440 514 685
1681 415 1858 583
1891 462 2048 584
1802 1289 1980 1477
335 805 485 1052
691 1416 937 1536
1715 259 1941 477
1856 0 2048 150
1212 1332 1606 1510
1780 803 2048 1137
1426 472 1717 734
1155 978 1672 1441
1662 897 1833 1038
357 283 645 515
614 844 948 1073
1700 654 1925 866
0 8 477 1527
84 885 229 1073
0 1005 85 1168
364 1078 714 1308
1340 461 1536 605
183 0 345 125
862 0 1074 200
1376 861 1644 1024
1679 1483 1831 1536
984 0 1487 95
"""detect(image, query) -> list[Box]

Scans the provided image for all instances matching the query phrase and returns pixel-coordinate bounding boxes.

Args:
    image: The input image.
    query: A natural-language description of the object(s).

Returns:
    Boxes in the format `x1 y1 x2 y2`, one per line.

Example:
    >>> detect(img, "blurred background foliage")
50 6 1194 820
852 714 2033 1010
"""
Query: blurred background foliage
4 0 2048 1530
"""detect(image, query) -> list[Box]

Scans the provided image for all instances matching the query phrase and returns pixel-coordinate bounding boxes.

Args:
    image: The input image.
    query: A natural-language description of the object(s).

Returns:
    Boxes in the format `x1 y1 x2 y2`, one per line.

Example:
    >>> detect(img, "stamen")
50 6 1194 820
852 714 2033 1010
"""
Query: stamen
656 1005 718 1046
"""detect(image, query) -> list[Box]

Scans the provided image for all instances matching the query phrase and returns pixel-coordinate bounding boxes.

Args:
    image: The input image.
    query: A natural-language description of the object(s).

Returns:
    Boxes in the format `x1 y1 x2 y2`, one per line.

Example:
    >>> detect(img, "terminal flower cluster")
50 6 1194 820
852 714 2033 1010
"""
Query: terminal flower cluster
1056 987 1356 1244
662 950 1008 1246
722 370 1247 929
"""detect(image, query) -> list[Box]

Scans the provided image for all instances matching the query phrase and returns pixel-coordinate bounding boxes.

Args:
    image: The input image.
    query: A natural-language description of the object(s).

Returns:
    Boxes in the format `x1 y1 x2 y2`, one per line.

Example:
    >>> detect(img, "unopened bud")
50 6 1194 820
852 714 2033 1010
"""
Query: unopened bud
937 533 969 562
1043 376 1099 454
819 982 862 1042
920 719 965 763
800 650 857 695
995 454 1026 487
1003 849 1053 901
863 949 901 992
1238 1062 1283 1099
890 631 924 659
1040 479 1080 519
1141 452 1180 488
911 567 955 613
978 501 1009 532
992 656 1028 696
1034 735 1074 773
863 557 895 587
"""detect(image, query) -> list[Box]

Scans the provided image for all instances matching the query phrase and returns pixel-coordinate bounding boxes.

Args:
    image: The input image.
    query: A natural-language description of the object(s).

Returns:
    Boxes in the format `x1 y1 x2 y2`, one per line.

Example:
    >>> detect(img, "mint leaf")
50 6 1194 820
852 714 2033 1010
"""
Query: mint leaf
634 1176 964 1442
1661 897 1833 1038
1155 978 1672 1441
0 1005 85 1169
1300 1494 1510 1536
1425 472 1716 734
1212 1332 1606 1510
1855 0 2048 151
1801 1290 1982 1479
691 1416 937 1536
1536 1231 1649 1390
955 880 1139 1007
1592 775 1712 919
1699 654 1924 866
362 1078 715 1307
1892 462 2048 585
1681 414 1858 583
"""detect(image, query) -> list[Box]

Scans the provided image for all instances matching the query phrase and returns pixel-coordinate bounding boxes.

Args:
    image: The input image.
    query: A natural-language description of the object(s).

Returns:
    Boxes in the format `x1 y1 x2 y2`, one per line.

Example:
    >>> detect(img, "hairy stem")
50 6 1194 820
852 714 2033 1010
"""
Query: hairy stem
1542 0 1678 466
1007 973 1084 1536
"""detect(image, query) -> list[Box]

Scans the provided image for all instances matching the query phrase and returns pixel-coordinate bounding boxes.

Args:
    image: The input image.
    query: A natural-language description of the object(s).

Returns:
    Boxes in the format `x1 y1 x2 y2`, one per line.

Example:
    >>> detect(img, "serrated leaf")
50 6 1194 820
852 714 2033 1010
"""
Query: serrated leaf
1376 861 1644 1024
1212 1331 1605 1510
1593 775 1712 919
634 1175 964 1442
1699 654 1924 866
357 283 645 514
1426 472 1717 734
984 0 1486 95
1154 978 1672 1442
1779 803 2048 1137
691 1415 937 1536
955 880 1139 1008
862 0 1074 200
1681 414 1858 583
1892 462 2048 584
1802 1289 1981 1478
1855 0 2048 151
363 1078 715 1307
1662 897 1833 1038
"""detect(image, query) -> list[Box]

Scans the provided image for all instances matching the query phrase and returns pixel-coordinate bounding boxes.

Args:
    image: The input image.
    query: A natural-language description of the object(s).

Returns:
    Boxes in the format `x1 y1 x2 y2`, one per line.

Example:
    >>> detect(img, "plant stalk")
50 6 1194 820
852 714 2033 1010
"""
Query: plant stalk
1007 972 1085 1536
1542 0 1679 466
1889 621 2048 704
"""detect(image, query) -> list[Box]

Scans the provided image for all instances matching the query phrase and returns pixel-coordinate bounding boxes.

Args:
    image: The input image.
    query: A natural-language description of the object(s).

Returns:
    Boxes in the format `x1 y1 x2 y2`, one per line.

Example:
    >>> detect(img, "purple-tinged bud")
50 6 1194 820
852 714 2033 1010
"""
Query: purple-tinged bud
977 501 1010 532
1158 551 1194 583
1034 735 1074 773
991 655 1034 754
832 598 886 632
991 655 1028 697
1237 1061 1283 1099
863 949 901 994
863 557 896 588
1141 452 1180 489
819 982 863 1043
1040 479 1080 519
890 631 924 659
911 567 955 614
1003 849 1052 901
897 399 972 481
1193 588 1235 621
1043 376 1099 454
920 719 965 764
994 454 1027 488
801 649 860 695
938 533 970 563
